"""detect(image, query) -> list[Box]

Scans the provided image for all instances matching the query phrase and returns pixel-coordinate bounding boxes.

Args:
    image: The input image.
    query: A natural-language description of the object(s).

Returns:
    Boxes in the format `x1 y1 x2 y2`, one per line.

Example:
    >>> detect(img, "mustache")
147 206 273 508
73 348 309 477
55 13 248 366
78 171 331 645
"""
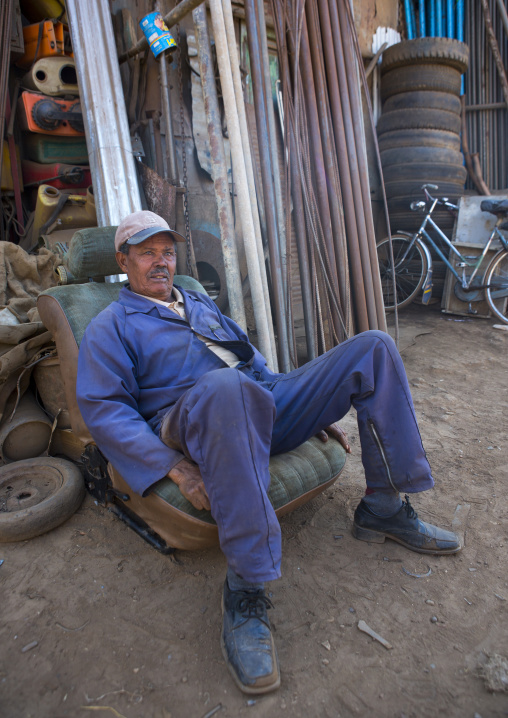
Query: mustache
148 269 170 278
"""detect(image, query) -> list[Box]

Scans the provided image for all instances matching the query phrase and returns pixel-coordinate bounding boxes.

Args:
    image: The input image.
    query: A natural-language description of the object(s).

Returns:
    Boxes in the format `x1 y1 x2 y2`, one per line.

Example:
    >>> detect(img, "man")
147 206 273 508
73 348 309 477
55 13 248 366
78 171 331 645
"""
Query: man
77 210 460 696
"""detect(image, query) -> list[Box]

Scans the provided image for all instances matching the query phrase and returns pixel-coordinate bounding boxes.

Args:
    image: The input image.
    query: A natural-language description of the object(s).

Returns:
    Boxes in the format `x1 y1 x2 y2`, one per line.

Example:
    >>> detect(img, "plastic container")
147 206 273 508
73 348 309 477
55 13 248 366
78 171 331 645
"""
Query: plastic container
139 12 177 57
32 185 96 244
21 134 88 164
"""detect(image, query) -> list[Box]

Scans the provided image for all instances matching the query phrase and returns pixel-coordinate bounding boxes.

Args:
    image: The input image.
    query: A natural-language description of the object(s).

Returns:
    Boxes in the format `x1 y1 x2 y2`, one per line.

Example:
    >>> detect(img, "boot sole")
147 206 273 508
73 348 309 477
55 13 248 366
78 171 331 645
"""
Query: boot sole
352 522 462 555
220 595 281 695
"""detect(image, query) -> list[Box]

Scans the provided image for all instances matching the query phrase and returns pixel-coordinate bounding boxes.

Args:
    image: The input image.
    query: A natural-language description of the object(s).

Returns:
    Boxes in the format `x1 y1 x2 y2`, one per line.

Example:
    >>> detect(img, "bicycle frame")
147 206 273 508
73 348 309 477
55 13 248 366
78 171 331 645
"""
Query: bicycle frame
397 187 508 295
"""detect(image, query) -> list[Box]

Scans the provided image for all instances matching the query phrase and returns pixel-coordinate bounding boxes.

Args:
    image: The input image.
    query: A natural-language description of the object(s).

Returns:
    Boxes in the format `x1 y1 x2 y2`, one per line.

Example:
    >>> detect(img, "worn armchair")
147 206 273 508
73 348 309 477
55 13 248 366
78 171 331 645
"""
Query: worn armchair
38 228 347 553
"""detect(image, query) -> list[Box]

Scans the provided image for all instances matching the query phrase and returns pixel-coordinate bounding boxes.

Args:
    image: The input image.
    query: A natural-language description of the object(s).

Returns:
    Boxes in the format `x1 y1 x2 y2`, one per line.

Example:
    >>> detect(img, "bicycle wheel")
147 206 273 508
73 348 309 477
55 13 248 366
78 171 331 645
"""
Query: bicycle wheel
376 236 428 310
484 249 508 324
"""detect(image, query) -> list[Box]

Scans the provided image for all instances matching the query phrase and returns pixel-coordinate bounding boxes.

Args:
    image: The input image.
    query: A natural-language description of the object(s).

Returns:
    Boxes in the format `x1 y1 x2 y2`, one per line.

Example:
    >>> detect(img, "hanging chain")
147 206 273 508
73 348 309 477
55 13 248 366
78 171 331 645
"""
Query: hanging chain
176 22 193 275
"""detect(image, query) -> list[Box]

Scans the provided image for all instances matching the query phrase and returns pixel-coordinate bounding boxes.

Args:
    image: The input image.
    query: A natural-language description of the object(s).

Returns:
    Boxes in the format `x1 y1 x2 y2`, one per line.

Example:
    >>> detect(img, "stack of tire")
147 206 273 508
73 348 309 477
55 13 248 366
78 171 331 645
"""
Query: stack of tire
378 38 469 237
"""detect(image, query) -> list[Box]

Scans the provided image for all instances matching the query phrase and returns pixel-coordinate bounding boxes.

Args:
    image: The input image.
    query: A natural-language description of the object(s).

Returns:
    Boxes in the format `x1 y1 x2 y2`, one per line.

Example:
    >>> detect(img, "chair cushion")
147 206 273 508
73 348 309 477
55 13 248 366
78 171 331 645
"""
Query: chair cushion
151 436 347 525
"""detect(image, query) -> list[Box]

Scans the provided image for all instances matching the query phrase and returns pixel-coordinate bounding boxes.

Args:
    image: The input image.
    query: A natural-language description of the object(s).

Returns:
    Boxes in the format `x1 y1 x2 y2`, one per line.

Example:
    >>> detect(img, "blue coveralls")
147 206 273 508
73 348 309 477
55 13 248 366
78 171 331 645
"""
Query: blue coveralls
77 286 434 583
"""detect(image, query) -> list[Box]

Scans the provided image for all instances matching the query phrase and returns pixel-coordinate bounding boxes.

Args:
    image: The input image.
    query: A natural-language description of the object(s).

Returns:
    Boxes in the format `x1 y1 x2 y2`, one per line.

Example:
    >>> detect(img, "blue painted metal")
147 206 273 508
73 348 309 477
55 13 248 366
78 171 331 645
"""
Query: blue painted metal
410 0 417 39
446 0 453 37
456 0 464 42
419 0 426 37
430 0 436 36
436 0 443 35
404 0 415 39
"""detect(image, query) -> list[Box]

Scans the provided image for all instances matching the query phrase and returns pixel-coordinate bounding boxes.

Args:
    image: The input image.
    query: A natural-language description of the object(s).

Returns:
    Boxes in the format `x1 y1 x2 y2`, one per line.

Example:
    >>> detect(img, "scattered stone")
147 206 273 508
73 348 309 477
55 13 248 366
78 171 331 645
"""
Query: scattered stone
425 599 435 606
480 654 508 693
322 658 329 665
21 640 38 653
430 616 438 623
321 640 331 651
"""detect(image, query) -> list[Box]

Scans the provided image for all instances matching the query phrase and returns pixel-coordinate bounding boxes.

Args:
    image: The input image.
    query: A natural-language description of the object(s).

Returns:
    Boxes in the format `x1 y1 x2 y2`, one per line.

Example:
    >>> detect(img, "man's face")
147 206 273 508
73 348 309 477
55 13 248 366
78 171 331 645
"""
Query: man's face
116 233 177 301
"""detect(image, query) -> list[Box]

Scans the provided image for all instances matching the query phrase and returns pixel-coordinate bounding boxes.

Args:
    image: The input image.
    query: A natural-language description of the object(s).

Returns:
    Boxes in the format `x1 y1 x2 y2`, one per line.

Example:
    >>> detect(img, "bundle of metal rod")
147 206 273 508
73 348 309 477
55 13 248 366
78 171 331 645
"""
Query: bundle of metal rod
465 0 508 190
244 0 292 370
405 0 465 39
270 0 384 343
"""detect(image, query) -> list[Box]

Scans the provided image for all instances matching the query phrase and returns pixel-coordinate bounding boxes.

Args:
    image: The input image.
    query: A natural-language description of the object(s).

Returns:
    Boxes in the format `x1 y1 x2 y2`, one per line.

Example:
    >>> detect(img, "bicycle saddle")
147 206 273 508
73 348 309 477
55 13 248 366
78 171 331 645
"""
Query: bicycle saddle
480 199 508 216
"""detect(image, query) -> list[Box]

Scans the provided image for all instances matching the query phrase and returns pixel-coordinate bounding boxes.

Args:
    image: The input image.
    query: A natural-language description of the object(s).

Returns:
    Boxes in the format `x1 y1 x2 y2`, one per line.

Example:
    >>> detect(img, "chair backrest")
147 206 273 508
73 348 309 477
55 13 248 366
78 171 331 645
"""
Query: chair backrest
37 275 207 444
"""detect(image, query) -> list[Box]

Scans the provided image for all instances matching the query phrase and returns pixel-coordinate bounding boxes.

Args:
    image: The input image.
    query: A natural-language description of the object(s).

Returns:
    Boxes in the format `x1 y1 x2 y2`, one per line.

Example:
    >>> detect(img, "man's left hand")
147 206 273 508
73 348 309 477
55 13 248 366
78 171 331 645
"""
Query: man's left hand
316 423 351 453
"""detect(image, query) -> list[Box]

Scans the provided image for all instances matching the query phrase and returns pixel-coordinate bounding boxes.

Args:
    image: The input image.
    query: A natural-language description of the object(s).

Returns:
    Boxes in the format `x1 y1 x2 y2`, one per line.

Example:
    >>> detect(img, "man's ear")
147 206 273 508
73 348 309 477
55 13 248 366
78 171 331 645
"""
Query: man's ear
116 250 128 273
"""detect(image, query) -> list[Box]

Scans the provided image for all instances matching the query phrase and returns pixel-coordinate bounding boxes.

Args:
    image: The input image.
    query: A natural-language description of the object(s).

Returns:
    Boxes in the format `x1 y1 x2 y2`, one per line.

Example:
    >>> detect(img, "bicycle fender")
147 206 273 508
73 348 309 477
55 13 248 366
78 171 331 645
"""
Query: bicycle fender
419 241 434 305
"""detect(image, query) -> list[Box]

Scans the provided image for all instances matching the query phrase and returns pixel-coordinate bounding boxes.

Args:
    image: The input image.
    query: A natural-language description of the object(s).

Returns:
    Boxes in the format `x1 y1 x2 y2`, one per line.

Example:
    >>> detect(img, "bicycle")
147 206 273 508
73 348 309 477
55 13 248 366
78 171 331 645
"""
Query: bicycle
376 184 508 324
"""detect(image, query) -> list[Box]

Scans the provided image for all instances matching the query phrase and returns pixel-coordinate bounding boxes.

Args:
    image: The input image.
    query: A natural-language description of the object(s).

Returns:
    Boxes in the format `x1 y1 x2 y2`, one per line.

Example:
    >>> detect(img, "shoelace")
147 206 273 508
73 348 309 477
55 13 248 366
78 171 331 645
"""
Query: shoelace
235 593 274 620
403 494 418 520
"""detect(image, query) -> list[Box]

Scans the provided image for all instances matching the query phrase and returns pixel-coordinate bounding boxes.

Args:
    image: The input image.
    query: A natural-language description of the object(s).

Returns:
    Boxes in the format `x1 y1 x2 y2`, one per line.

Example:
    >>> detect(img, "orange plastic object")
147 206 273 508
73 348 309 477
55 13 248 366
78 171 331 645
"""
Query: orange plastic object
18 92 84 137
15 21 69 68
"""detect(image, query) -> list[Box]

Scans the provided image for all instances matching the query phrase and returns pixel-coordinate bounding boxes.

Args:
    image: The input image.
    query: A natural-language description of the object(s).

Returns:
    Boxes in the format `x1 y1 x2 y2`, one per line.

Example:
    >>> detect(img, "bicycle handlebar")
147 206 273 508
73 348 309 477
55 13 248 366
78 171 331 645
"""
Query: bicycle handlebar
420 184 458 211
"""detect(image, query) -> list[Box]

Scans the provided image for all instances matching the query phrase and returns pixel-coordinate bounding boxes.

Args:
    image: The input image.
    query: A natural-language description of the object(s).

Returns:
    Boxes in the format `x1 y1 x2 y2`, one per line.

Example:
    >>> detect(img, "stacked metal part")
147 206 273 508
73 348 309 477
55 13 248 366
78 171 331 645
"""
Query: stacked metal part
269 0 386 357
464 0 508 191
378 38 469 238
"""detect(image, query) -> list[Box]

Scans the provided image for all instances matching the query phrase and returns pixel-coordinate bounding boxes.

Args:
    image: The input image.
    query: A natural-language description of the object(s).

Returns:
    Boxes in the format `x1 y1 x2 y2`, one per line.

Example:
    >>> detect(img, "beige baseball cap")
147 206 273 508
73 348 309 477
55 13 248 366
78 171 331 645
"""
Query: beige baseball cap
114 210 185 252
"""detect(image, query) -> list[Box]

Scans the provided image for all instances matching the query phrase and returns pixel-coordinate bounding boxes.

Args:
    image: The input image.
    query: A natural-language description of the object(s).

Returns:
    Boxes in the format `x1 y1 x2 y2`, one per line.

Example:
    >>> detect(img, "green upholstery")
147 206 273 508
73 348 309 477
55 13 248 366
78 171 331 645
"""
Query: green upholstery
67 226 119 278
152 436 346 524
39 275 207 347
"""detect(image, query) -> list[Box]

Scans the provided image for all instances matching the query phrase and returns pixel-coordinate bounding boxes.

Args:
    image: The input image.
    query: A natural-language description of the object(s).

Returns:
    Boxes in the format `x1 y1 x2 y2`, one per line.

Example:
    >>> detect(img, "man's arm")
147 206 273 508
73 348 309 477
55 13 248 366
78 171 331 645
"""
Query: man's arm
77 315 185 497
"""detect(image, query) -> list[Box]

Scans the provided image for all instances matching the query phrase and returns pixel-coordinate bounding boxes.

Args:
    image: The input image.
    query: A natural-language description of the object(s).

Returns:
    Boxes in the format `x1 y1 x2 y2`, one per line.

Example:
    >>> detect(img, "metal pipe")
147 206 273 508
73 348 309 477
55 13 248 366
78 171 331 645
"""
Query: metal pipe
496 0 508 40
304 5 348 316
244 0 291 371
446 0 454 38
256 0 287 302
328 0 379 330
289 121 317 360
404 0 415 39
206 0 280 367
480 0 508 109
220 0 278 368
337 0 386 330
192 5 247 333
436 0 443 36
298 23 340 294
119 0 204 63
430 0 436 37
66 0 141 226
317 0 368 332
419 0 426 37
159 53 178 182
457 0 464 41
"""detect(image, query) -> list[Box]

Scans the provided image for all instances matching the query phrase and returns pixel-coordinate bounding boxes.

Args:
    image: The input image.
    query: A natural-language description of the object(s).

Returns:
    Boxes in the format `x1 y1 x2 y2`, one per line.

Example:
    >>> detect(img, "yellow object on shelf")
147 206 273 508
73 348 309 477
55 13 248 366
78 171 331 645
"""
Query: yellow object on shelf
1 143 23 193
32 185 96 245
20 0 68 25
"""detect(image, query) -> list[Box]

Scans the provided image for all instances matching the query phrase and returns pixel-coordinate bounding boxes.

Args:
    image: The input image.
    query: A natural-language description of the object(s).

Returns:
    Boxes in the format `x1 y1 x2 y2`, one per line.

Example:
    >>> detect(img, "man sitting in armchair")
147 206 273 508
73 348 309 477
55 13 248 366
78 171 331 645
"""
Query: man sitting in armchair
76 210 461 695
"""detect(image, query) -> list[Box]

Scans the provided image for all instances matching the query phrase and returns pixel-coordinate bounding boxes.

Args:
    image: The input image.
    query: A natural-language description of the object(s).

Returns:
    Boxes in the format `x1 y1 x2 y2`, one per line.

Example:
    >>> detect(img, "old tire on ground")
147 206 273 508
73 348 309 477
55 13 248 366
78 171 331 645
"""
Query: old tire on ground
380 146 464 168
382 162 467 183
377 128 461 153
381 65 462 101
377 108 461 135
382 90 462 115
0 457 85 542
381 38 469 75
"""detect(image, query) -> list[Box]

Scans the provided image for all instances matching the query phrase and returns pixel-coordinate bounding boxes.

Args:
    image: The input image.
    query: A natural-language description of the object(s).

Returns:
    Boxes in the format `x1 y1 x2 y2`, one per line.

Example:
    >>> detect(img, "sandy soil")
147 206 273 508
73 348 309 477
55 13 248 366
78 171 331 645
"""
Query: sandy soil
1 303 508 718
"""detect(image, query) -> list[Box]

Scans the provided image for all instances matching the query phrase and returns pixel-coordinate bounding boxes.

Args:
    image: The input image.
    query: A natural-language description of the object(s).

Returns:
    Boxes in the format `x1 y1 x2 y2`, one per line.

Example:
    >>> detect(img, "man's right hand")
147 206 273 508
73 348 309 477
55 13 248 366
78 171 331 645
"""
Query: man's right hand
167 458 211 511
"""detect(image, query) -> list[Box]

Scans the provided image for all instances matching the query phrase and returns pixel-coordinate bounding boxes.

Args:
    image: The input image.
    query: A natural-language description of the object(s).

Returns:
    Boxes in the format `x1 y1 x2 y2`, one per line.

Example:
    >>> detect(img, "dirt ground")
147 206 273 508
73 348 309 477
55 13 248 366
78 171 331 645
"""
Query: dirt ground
1 303 507 718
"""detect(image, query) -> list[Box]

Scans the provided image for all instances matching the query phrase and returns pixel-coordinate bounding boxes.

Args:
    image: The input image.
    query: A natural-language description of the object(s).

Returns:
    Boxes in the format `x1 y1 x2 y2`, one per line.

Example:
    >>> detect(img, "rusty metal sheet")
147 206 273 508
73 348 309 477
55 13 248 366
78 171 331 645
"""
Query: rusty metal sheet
137 162 176 228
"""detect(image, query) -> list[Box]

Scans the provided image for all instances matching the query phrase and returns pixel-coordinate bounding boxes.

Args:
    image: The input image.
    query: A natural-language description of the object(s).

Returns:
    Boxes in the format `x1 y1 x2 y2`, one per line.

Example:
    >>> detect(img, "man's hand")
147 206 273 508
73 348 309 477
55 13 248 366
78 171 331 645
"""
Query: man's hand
315 422 351 453
168 458 211 511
